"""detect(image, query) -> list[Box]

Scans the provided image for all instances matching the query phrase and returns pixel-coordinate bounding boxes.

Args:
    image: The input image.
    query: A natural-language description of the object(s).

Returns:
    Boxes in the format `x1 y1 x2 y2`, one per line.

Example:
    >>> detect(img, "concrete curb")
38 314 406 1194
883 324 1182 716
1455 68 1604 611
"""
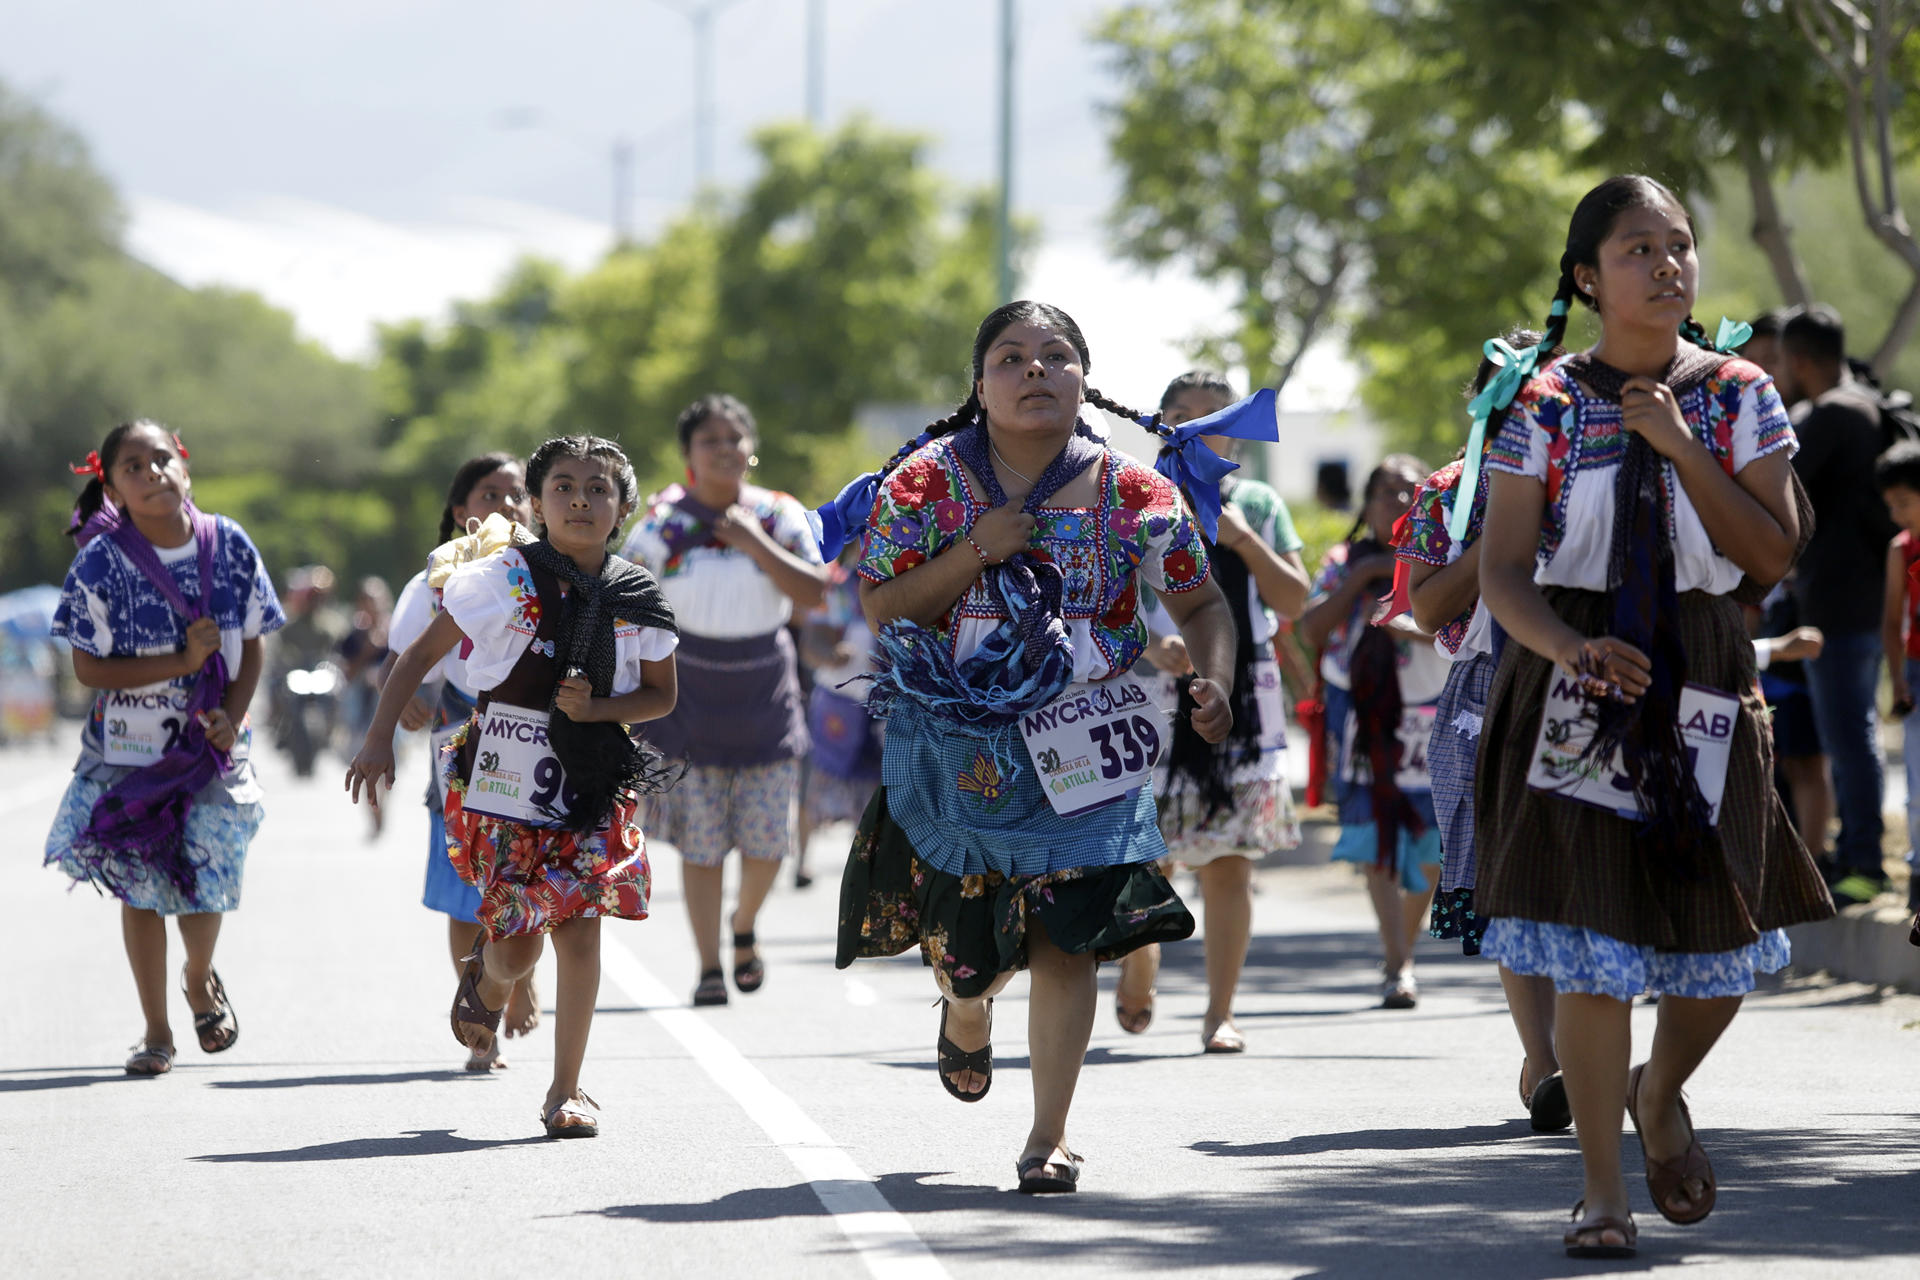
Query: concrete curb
1786 905 1920 992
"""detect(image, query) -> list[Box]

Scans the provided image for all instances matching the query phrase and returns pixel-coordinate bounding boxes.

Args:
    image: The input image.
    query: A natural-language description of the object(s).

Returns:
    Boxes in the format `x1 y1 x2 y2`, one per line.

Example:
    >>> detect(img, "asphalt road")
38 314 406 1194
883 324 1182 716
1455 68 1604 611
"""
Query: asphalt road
2 732 1915 1279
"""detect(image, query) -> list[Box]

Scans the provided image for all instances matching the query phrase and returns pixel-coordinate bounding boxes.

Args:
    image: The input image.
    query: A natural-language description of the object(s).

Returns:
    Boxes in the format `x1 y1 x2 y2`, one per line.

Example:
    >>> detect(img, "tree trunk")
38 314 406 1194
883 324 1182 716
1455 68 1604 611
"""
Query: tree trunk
1742 141 1812 308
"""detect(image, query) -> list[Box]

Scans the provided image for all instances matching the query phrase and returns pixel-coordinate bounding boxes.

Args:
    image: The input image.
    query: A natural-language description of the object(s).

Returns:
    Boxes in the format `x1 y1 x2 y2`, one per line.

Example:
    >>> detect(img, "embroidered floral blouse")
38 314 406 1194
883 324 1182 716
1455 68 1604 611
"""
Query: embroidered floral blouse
1394 459 1495 659
440 548 679 694
1484 354 1796 594
1309 543 1452 702
858 437 1211 682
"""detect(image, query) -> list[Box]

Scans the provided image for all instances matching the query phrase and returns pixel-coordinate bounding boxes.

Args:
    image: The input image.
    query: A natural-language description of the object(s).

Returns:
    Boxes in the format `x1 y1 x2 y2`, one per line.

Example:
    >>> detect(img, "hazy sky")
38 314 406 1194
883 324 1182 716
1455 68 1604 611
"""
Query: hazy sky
4 0 1355 409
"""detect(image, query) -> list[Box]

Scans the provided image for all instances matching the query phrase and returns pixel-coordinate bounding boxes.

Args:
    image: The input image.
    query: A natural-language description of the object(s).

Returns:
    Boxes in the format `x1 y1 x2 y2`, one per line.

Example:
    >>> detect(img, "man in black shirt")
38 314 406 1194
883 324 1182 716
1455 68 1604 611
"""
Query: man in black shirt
1779 305 1896 903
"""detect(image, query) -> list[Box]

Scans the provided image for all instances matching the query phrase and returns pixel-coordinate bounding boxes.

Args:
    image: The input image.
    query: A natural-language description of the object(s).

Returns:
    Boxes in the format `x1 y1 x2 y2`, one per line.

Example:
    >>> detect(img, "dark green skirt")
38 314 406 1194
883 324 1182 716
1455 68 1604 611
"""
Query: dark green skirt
835 786 1196 1000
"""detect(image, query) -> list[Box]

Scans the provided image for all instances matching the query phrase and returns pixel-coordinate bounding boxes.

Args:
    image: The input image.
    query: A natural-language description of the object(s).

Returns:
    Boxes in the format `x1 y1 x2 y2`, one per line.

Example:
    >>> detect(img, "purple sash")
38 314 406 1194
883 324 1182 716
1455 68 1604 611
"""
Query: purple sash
74 501 234 899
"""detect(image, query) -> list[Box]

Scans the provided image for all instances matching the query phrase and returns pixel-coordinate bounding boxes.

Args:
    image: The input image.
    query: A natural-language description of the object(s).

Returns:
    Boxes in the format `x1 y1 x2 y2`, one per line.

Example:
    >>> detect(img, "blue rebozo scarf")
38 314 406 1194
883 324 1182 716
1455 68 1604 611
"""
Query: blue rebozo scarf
865 421 1106 734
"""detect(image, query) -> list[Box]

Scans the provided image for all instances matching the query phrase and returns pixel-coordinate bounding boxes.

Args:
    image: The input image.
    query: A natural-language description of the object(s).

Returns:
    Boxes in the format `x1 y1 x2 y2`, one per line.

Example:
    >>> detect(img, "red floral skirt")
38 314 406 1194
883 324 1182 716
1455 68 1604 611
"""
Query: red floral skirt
442 727 650 938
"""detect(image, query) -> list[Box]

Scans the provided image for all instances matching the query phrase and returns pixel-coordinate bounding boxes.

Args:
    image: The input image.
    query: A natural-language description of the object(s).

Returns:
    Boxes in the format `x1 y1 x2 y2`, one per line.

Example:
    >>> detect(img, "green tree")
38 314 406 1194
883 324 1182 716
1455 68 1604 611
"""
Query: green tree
1098 0 1581 459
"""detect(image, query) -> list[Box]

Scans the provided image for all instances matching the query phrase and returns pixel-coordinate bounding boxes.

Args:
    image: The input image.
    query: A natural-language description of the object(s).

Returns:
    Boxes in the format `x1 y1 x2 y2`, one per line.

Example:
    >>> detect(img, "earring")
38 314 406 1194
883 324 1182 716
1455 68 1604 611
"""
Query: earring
747 454 759 468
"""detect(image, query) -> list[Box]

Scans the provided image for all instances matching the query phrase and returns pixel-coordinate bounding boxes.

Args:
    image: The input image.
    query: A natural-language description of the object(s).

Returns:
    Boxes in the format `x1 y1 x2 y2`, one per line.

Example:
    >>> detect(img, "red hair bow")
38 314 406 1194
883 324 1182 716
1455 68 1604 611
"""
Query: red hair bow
70 451 105 482
172 432 190 461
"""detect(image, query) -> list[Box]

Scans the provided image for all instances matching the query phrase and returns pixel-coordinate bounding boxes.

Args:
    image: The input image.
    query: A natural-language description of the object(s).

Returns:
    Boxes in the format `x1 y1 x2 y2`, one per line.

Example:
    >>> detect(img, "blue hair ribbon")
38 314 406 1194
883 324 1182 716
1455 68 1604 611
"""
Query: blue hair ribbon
809 430 935 560
1712 316 1752 354
1150 387 1281 542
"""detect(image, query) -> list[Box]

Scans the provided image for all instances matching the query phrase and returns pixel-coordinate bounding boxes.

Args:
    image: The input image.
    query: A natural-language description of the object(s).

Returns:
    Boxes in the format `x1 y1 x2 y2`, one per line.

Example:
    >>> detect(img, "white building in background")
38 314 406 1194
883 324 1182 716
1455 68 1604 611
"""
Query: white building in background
854 403 1385 515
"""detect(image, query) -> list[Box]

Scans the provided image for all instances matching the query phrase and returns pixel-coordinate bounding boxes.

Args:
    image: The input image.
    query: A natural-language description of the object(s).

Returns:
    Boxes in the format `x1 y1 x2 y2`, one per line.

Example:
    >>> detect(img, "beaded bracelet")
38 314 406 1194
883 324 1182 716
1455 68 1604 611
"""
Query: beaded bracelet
964 533 994 567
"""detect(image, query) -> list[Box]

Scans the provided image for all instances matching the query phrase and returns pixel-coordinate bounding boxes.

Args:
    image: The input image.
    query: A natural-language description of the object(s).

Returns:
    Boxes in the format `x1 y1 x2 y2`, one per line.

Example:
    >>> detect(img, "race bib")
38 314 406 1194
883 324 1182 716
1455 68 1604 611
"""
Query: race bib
1020 673 1165 818
1338 704 1438 792
1526 678 1737 822
461 702 574 827
1251 656 1288 753
100 685 191 768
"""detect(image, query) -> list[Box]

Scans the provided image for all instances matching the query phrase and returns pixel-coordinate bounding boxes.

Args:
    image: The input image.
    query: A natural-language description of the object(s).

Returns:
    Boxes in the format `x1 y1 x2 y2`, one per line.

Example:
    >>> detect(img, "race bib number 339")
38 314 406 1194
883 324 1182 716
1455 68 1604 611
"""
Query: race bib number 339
462 702 575 827
1020 673 1164 818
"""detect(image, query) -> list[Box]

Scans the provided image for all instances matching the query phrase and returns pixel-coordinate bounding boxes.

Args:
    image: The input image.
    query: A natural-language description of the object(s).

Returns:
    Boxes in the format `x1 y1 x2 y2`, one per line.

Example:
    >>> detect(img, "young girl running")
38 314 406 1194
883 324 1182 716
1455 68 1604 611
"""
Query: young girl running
386 452 538 1070
1396 331 1570 1130
45 421 284 1076
1298 455 1446 1009
346 435 680 1137
1120 370 1310 1053
829 301 1252 1192
1475 175 1831 1256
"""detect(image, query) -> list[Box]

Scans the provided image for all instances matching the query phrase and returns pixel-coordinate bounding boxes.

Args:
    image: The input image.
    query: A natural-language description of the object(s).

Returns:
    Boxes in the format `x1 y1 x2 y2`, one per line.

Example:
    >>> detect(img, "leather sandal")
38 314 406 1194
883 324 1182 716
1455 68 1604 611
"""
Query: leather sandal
692 969 729 1006
936 998 992 1103
124 1042 175 1077
184 968 239 1054
1563 1201 1637 1258
1627 1062 1716 1224
1016 1149 1083 1194
1522 1063 1571 1132
731 917 765 994
449 938 502 1050
541 1090 600 1139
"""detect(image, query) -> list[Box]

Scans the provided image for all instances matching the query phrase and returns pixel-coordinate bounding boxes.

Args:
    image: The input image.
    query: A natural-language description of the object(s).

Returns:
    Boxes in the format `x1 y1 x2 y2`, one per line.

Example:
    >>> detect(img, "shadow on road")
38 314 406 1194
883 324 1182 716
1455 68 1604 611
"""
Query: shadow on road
572 1124 1914 1277
210 1069 480 1089
192 1129 549 1162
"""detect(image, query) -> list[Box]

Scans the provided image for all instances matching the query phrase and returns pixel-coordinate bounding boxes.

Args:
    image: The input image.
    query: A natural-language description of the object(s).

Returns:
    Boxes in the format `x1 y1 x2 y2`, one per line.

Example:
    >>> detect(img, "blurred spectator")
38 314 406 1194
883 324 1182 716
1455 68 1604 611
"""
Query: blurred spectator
1877 443 1920 911
1743 307 1792 379
1752 585 1831 854
338 575 393 741
1779 305 1897 903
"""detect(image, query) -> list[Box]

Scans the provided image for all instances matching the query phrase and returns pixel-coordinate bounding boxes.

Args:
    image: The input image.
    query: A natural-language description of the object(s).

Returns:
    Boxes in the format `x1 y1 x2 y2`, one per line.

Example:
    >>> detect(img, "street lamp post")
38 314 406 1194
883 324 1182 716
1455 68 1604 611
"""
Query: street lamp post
650 0 748 189
997 0 1016 303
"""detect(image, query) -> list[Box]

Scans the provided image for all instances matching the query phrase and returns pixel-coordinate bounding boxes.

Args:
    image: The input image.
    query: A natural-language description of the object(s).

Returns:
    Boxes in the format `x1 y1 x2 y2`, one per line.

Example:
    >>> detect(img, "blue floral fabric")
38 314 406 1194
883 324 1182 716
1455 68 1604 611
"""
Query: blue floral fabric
1483 917 1791 1001
46 775 262 914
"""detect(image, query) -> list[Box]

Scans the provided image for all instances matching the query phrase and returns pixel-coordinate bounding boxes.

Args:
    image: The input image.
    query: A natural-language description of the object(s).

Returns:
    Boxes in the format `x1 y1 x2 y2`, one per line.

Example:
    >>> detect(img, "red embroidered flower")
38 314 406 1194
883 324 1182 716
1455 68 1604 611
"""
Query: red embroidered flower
888 457 951 506
1117 470 1156 510
1164 548 1199 583
891 549 927 575
1100 586 1138 628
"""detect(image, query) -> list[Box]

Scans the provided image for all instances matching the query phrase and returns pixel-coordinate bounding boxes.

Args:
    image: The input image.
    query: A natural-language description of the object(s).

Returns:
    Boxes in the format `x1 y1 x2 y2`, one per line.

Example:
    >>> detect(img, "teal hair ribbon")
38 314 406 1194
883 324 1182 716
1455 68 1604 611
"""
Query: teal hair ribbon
1712 316 1752 354
1448 335 1551 541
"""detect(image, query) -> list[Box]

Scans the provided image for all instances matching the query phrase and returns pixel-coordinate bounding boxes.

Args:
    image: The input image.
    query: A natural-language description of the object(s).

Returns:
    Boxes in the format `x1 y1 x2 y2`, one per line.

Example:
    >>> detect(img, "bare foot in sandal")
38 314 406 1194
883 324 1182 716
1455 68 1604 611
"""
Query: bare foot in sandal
1115 945 1158 1034
504 977 541 1039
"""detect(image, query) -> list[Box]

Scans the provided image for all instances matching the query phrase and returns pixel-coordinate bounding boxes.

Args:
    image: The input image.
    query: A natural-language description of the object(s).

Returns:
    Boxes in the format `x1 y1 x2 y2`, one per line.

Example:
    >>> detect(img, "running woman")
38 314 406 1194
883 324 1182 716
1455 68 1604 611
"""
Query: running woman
347 435 680 1138
828 301 1256 1192
45 421 284 1076
1396 330 1570 1130
386 451 537 1069
1474 175 1832 1256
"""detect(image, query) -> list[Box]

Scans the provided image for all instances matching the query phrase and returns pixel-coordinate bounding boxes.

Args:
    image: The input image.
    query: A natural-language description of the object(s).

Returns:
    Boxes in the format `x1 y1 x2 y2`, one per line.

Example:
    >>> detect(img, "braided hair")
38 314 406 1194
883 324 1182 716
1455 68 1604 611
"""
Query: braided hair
1541 174 1712 359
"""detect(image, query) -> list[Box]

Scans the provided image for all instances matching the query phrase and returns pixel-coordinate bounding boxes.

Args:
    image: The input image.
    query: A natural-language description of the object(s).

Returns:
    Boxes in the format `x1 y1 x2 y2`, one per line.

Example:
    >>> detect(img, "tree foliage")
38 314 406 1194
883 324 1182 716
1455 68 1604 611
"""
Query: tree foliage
375 116 1009 521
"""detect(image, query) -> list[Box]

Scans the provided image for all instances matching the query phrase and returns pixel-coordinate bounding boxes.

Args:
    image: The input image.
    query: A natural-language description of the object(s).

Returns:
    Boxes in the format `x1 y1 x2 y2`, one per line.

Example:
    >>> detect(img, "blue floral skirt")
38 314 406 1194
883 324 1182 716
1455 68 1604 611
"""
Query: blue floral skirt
45 775 261 915
1482 917 1791 1002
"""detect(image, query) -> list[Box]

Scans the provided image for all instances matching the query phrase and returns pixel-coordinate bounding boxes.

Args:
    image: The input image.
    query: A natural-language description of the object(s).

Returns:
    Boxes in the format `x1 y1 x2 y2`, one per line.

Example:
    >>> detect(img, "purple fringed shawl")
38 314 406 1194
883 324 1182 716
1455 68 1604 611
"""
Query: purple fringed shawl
72 500 233 899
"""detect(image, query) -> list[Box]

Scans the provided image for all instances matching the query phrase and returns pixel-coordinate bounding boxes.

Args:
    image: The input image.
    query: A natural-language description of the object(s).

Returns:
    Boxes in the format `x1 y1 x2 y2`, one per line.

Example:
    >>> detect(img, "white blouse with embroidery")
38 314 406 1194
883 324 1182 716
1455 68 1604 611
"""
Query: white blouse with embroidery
439 549 678 695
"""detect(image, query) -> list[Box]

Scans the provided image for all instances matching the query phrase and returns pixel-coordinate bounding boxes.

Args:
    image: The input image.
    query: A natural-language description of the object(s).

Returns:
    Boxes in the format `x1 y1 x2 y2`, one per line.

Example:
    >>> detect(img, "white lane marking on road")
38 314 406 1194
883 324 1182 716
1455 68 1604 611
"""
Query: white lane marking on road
0 771 73 821
843 977 877 1006
599 938 948 1280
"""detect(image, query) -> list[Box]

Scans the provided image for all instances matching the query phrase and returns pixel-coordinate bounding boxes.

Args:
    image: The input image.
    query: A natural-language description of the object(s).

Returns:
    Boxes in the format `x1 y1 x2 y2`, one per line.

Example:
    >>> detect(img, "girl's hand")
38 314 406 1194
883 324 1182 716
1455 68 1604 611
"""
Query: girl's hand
1620 377 1693 461
1188 677 1233 743
712 505 770 551
554 675 597 722
182 617 221 672
1149 634 1193 676
1213 503 1255 552
344 742 396 808
398 693 434 732
198 708 237 752
1554 634 1653 703
1348 552 1399 586
1891 674 1914 719
969 502 1036 564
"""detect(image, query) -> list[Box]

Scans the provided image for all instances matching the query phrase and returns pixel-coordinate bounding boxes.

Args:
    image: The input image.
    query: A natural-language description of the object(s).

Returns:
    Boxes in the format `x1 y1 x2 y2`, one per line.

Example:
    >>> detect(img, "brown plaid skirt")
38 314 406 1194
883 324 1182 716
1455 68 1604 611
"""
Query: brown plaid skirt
1474 588 1833 951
